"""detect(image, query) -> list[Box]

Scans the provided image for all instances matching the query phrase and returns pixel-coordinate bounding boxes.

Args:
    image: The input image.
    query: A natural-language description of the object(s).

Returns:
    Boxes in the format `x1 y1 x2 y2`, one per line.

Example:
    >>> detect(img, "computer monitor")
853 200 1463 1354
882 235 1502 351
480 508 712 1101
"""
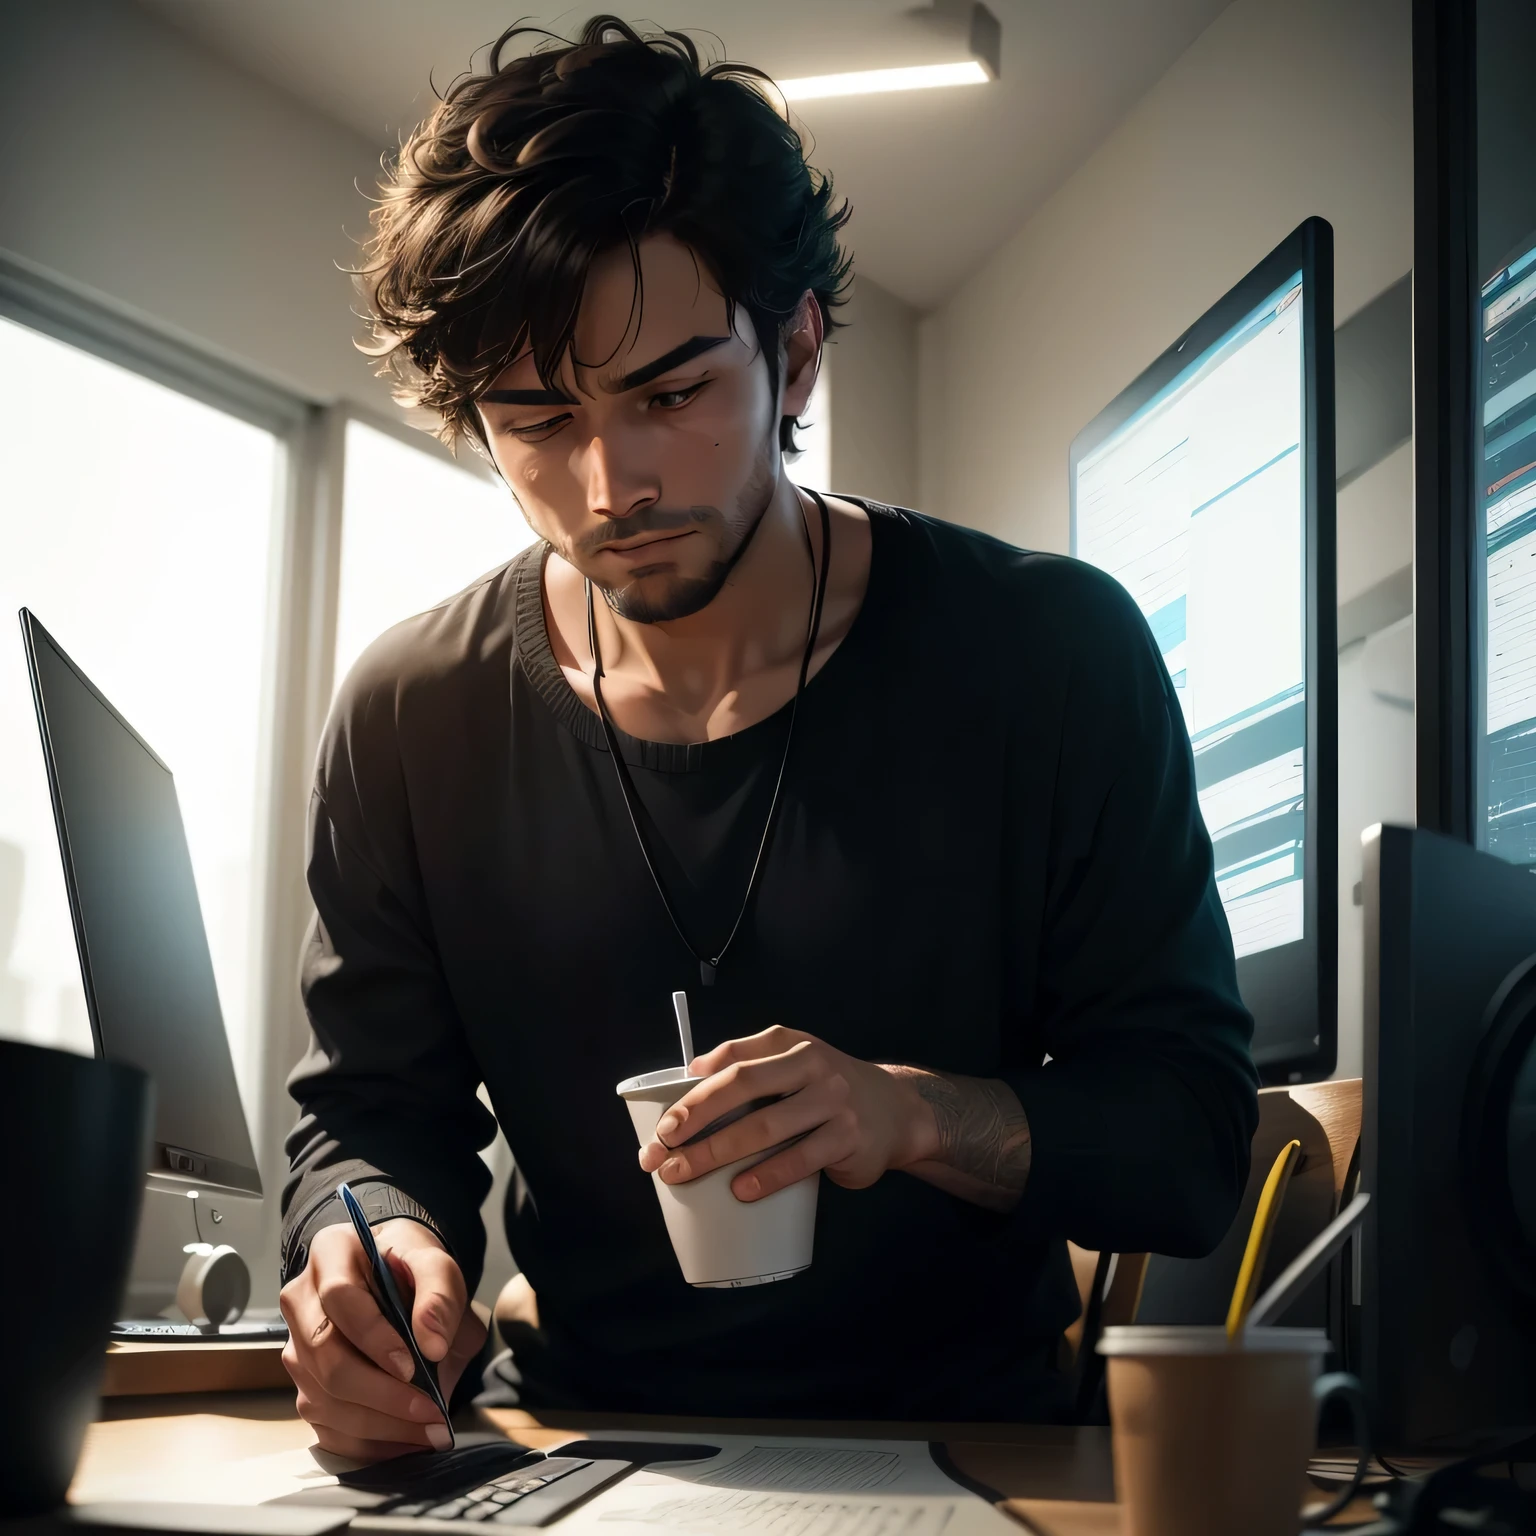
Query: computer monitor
1479 226 1536 860
1359 822 1536 1451
20 608 261 1199
1069 216 1337 1082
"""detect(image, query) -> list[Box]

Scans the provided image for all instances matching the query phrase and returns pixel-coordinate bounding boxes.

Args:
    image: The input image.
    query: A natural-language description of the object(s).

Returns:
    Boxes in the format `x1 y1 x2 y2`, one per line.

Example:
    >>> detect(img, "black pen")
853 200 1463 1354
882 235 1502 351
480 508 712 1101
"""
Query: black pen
337 1181 454 1449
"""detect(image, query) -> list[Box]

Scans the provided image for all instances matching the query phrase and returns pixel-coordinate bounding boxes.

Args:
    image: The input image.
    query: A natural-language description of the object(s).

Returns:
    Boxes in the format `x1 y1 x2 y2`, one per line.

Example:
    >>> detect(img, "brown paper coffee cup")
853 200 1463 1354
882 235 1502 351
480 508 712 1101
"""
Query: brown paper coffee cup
1099 1325 1367 1536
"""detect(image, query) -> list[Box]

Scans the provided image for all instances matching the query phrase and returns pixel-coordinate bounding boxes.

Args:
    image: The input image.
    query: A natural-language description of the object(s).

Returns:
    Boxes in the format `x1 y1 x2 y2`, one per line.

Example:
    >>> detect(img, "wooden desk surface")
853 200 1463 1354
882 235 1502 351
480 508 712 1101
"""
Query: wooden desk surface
73 1391 1377 1535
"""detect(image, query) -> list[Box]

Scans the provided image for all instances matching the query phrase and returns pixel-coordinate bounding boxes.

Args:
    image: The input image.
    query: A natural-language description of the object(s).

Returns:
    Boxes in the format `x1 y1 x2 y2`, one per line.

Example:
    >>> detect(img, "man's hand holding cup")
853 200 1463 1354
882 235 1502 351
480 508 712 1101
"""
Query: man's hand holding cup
636 1025 939 1199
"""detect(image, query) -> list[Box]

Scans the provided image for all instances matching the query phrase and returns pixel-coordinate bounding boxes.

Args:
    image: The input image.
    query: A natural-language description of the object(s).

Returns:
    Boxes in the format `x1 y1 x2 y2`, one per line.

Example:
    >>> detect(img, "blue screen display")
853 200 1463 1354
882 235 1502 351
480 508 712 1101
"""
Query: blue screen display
1075 275 1307 959
1481 233 1536 864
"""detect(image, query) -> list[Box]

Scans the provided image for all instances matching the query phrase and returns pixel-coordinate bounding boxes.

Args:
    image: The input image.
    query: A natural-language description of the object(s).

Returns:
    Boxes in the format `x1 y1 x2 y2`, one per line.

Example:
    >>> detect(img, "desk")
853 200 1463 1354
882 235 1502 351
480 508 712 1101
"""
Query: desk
101 1343 290 1398
72 1391 1378 1535
72 1392 1118 1535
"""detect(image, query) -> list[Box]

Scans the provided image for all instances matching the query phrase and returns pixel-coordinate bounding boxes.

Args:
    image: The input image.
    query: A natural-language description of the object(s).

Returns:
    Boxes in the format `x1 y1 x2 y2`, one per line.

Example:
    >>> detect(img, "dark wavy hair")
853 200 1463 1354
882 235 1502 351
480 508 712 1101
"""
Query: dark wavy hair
354 15 854 458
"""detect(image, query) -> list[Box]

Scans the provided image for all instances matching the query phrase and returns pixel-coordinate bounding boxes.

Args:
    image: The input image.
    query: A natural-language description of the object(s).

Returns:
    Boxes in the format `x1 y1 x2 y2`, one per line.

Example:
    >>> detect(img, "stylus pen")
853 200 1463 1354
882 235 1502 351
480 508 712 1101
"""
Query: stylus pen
336 1181 453 1445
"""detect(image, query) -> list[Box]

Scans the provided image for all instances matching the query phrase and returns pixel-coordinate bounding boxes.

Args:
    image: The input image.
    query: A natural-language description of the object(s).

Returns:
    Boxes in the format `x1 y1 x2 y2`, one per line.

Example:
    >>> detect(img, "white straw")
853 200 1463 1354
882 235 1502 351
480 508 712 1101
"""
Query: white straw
672 990 695 1071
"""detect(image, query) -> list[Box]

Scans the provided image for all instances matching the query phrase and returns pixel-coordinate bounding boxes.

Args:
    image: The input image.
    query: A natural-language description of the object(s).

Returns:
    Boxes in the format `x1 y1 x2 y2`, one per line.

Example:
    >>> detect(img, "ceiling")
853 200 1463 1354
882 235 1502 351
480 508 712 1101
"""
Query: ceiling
136 0 1231 312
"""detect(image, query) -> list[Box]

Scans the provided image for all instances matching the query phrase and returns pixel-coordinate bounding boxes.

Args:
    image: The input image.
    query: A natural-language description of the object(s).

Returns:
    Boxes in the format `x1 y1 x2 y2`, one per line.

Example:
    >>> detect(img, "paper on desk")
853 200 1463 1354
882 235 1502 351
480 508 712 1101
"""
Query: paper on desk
550 1433 1018 1534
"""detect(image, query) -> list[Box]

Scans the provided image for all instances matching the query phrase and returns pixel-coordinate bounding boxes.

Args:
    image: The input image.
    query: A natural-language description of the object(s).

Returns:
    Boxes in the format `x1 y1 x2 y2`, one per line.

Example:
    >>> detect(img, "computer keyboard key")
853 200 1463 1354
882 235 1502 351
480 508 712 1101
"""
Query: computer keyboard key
460 1504 500 1521
423 1500 472 1520
504 1458 589 1485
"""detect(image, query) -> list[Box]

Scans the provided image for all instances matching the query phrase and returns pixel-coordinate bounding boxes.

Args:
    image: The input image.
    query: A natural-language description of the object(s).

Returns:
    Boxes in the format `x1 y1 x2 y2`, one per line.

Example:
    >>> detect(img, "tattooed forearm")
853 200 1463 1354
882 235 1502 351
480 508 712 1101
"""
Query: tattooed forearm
892 1068 1033 1212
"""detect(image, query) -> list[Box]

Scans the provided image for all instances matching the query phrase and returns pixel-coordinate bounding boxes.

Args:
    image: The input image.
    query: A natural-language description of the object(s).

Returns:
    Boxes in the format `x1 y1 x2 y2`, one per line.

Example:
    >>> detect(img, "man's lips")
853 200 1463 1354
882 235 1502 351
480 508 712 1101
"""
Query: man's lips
599 529 694 559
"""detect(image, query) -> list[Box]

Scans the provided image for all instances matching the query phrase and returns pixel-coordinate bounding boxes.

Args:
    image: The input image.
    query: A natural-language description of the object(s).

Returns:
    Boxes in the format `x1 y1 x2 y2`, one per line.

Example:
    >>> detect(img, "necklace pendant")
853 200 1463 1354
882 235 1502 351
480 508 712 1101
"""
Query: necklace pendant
700 959 717 988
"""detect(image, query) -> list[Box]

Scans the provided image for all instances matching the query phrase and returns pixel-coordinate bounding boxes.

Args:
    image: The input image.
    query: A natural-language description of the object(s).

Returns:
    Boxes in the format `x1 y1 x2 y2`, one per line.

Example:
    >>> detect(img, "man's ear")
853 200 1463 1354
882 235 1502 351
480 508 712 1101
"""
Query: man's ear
779 292 825 420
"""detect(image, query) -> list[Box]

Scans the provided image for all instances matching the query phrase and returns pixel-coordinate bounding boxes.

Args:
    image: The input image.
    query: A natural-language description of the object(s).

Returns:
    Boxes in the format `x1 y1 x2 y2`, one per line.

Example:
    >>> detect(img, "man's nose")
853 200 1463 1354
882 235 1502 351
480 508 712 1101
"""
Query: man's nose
581 434 657 521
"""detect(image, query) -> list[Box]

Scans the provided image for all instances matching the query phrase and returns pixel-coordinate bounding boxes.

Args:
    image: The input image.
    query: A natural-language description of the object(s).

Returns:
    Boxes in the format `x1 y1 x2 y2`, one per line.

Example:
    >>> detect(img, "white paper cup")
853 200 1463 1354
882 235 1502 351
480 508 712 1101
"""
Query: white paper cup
617 1067 818 1288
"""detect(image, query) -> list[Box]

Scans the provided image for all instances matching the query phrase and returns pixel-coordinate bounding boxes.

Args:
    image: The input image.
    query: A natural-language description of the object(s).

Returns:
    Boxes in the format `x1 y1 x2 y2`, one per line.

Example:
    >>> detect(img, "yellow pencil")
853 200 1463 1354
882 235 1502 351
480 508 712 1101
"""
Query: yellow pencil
1226 1138 1303 1336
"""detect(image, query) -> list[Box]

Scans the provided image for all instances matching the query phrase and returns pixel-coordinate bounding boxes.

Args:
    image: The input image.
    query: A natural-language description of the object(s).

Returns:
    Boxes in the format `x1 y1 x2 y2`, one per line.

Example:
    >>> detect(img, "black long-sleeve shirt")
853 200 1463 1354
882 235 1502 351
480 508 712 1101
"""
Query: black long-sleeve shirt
281 499 1258 1421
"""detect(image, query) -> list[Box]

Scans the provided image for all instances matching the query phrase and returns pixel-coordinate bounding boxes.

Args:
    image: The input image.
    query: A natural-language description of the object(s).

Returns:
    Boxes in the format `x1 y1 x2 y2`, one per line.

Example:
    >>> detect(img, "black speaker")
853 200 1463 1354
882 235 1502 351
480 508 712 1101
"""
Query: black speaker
1360 824 1536 1451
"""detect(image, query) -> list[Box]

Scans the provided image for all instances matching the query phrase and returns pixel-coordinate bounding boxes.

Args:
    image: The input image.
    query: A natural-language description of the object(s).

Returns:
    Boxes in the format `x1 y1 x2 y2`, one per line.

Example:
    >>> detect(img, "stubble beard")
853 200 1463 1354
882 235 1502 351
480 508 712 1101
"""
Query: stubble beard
597 430 779 625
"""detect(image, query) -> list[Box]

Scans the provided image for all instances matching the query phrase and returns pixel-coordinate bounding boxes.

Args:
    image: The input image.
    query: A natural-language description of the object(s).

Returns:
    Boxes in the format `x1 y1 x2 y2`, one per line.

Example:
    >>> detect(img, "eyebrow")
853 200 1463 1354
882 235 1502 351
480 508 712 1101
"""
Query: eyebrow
480 334 732 407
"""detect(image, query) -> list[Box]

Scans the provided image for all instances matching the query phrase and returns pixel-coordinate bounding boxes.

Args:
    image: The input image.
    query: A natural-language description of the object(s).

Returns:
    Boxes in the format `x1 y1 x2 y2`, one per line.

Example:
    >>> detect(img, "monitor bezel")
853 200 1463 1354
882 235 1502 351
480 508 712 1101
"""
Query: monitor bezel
1067 216 1338 1085
19 607 263 1198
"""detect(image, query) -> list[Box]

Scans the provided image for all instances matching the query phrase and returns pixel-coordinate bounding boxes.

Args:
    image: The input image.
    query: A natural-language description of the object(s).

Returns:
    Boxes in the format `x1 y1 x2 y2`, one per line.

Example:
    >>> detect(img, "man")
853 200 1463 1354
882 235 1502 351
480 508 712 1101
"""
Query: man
280 16 1259 1460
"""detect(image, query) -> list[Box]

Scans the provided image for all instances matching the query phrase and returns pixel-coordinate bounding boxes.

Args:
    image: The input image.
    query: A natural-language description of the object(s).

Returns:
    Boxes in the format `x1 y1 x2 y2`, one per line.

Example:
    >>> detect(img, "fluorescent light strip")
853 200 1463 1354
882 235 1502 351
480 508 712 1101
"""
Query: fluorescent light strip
777 60 989 102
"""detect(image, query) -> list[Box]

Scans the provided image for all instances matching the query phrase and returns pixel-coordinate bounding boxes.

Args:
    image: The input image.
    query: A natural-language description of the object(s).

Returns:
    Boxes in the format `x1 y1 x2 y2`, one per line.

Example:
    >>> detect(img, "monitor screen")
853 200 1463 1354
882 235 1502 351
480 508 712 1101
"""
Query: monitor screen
21 611 260 1196
1070 218 1335 1080
1480 229 1536 864
1075 276 1305 957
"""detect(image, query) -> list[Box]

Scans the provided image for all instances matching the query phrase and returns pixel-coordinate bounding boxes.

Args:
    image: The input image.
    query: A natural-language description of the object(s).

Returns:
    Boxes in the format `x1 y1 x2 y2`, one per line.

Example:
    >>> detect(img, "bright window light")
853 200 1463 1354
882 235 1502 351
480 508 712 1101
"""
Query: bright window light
333 420 539 693
777 60 989 102
0 316 280 1109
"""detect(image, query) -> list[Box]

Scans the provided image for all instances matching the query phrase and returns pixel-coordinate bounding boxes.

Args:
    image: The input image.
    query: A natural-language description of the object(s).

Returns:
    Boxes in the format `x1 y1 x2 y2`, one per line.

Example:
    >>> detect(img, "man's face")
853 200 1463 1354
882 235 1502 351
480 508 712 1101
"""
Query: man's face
476 233 814 623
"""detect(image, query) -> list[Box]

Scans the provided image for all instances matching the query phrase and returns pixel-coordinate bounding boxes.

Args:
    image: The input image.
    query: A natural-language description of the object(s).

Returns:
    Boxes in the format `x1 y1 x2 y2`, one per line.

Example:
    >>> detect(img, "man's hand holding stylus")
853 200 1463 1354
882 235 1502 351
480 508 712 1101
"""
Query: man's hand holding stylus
279 1218 486 1460
637 1025 1034 1214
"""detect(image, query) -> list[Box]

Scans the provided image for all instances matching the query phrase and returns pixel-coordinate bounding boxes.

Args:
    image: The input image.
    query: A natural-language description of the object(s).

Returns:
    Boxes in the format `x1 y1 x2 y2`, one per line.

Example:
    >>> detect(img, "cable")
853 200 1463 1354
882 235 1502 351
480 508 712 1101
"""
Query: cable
584 487 832 989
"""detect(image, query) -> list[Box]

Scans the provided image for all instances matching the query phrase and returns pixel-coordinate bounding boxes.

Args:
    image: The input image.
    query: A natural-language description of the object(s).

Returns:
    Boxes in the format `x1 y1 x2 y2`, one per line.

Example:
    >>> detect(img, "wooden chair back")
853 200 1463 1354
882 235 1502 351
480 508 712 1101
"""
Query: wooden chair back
1068 1078 1361 1414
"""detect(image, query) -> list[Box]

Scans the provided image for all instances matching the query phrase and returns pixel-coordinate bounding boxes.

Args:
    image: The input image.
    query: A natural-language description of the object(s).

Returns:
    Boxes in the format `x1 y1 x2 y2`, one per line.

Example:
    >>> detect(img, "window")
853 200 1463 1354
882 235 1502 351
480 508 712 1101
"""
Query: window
333 419 539 690
0 316 282 1117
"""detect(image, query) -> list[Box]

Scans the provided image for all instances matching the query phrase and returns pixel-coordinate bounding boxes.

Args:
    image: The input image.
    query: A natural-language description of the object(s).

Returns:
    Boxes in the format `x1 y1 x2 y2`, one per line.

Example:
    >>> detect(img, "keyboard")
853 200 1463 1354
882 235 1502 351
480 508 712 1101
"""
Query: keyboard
110 1319 290 1343
297 1438 722 1530
386 1456 598 1524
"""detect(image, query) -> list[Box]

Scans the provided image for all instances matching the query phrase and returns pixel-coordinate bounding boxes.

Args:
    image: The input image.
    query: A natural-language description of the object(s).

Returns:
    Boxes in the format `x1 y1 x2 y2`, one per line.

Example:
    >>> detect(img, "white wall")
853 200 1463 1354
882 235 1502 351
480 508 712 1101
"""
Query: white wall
1339 441 1413 603
1336 633 1415 1077
917 0 1412 549
0 0 391 412
828 275 920 508
1333 441 1413 1077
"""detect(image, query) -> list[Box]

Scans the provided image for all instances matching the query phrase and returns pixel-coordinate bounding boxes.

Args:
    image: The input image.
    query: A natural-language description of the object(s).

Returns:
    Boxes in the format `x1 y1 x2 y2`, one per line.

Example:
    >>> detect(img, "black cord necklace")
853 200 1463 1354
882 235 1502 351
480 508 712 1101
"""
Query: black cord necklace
585 487 833 988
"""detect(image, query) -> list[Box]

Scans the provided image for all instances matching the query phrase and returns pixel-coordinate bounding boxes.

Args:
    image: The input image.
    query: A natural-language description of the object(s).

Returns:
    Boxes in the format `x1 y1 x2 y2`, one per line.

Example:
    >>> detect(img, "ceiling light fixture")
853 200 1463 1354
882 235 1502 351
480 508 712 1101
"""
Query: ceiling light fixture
778 59 989 102
775 2 1000 103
